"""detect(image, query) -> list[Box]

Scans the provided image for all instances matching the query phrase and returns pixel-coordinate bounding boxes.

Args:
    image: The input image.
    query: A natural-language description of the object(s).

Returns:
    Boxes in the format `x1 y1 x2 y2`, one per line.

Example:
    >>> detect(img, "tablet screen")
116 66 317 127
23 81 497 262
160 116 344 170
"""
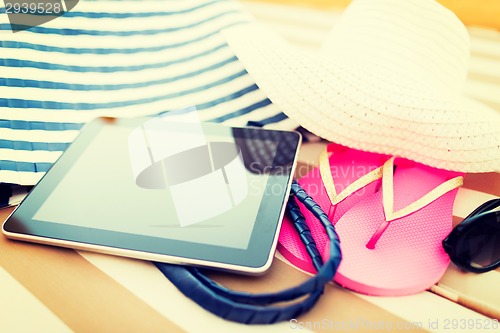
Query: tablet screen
33 121 277 250
4 115 301 273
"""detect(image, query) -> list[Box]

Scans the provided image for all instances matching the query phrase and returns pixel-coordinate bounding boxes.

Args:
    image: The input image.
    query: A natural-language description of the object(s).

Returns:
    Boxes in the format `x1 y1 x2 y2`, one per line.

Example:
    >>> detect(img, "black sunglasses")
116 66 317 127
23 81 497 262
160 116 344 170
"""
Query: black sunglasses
443 198 500 273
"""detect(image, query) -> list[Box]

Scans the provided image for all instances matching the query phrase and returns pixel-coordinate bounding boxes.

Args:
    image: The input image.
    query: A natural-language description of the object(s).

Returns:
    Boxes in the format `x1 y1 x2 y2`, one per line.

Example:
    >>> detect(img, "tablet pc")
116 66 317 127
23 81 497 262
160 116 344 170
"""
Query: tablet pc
3 115 301 274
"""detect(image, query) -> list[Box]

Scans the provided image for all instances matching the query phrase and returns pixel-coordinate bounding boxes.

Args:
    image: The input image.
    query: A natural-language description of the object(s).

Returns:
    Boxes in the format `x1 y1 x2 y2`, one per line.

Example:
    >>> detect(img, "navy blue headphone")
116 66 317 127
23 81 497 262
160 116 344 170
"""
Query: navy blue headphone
155 180 342 324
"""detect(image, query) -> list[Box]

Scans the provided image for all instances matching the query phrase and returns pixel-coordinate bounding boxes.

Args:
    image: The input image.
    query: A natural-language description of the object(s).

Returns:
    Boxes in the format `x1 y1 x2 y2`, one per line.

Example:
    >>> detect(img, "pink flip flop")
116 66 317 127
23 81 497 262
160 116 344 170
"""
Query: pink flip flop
333 158 463 296
278 144 389 274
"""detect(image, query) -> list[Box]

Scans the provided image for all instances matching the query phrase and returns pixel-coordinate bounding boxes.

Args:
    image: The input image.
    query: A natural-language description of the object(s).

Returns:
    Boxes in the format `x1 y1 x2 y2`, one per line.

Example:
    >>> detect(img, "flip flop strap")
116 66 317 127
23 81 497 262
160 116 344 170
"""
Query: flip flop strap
382 157 464 221
320 148 383 205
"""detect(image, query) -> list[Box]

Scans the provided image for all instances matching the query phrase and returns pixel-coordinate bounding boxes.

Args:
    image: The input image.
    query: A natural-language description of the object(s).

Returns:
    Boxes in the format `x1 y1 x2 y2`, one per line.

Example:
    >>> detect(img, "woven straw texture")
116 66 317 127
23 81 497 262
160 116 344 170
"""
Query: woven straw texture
224 0 500 172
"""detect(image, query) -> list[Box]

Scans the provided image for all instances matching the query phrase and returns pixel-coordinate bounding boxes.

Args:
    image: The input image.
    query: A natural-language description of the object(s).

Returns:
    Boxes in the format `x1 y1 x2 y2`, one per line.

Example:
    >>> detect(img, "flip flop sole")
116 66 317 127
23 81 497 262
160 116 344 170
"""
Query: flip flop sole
333 164 462 296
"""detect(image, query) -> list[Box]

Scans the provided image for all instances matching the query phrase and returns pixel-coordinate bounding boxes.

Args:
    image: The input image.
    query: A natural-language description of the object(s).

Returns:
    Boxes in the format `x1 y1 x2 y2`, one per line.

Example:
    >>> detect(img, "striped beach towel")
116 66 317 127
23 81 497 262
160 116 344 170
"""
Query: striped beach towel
0 0 297 206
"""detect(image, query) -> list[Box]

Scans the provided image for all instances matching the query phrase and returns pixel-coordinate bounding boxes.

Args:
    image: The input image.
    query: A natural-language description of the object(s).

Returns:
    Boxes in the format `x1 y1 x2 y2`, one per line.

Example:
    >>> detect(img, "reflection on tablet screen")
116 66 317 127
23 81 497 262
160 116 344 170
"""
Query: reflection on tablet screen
33 116 278 250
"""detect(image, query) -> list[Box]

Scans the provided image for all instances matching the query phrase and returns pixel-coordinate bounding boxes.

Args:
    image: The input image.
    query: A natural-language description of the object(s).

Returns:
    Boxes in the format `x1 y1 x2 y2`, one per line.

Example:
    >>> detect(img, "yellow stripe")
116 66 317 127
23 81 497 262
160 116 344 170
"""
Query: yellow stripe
440 264 500 314
208 257 427 332
464 172 500 197
247 0 500 29
0 267 71 333
0 207 185 333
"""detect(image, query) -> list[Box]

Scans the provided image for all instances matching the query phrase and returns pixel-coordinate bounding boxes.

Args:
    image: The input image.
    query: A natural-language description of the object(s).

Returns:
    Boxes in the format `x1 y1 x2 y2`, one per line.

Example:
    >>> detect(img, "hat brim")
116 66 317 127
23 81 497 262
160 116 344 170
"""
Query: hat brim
223 23 500 173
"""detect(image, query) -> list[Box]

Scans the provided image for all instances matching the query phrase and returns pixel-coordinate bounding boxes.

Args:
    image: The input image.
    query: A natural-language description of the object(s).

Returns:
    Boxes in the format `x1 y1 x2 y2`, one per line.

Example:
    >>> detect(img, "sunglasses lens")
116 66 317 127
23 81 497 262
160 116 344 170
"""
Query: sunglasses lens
463 214 500 269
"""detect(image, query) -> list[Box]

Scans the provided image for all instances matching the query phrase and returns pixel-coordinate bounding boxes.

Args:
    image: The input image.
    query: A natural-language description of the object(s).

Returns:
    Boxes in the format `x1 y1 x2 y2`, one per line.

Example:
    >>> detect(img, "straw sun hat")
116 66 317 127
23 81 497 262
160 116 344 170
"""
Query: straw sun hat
223 0 500 173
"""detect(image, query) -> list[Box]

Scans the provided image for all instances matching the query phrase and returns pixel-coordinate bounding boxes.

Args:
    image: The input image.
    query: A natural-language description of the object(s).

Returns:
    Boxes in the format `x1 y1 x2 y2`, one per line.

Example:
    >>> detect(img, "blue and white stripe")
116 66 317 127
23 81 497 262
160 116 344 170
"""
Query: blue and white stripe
0 0 296 187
